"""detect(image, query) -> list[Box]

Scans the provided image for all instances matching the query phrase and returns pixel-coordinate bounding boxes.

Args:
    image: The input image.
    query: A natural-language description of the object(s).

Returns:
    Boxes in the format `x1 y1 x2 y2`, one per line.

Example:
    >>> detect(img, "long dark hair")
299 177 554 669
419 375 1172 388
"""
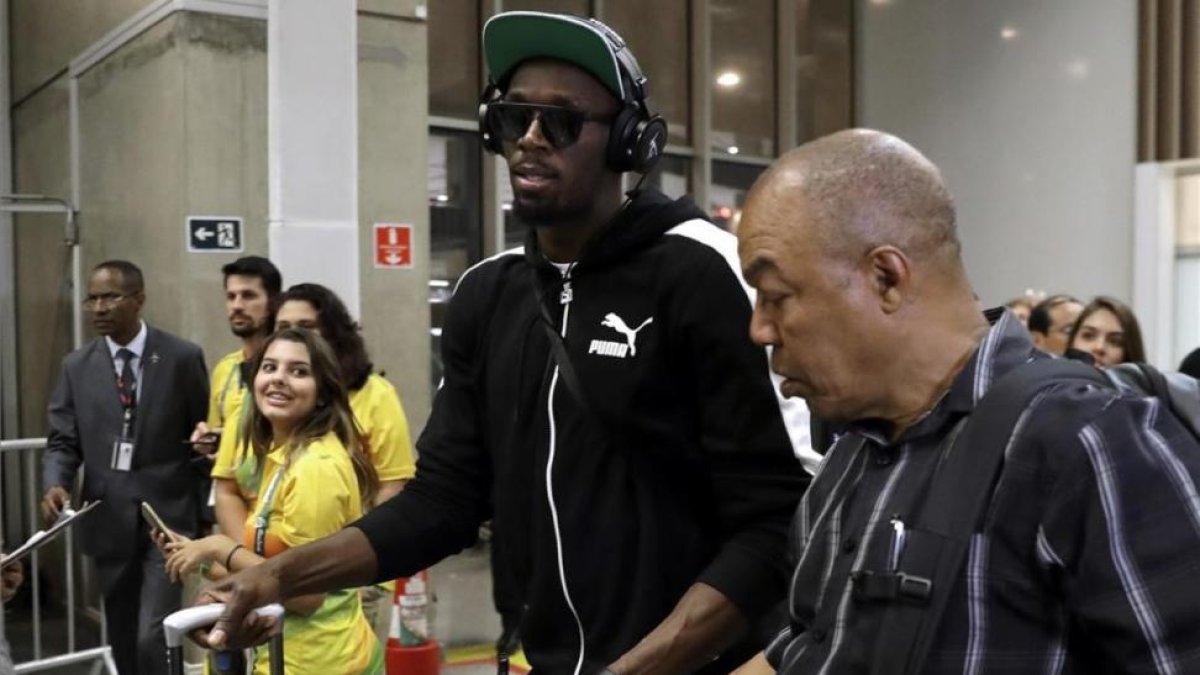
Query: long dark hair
277 283 373 390
1068 296 1147 364
240 328 379 507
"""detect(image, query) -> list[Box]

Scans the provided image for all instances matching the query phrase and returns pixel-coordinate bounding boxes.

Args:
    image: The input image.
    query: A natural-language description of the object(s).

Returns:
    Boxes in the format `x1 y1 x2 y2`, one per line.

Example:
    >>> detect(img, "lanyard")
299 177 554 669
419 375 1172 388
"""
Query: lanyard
253 456 289 556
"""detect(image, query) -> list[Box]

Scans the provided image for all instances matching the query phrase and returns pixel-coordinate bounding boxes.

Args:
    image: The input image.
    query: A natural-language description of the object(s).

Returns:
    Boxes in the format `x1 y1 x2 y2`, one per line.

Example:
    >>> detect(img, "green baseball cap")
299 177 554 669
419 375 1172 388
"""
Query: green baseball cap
483 11 629 102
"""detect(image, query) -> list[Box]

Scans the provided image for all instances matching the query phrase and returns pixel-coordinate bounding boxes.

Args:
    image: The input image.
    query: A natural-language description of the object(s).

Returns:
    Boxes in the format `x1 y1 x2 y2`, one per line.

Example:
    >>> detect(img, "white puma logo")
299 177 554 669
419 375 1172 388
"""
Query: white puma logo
600 313 654 357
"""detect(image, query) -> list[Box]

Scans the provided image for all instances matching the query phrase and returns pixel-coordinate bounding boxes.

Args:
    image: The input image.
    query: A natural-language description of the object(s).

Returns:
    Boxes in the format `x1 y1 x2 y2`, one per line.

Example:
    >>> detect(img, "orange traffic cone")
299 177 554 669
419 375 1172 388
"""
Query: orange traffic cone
386 572 440 675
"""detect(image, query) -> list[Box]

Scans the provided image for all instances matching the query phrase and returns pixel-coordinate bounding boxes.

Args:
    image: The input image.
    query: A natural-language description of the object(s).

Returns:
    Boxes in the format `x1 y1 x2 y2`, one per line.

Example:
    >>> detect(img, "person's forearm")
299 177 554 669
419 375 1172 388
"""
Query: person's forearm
608 582 748 675
270 527 378 599
222 540 325 616
213 481 248 537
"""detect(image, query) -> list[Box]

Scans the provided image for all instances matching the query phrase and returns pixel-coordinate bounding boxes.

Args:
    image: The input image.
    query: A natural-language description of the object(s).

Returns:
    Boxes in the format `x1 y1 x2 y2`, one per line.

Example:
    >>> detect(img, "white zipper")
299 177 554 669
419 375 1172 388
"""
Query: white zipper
545 276 587 675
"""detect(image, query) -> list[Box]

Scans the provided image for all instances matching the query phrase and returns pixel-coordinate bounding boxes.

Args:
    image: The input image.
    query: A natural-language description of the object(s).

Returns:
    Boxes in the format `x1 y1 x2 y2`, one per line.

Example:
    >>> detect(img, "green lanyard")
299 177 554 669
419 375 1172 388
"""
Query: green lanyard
252 458 289 556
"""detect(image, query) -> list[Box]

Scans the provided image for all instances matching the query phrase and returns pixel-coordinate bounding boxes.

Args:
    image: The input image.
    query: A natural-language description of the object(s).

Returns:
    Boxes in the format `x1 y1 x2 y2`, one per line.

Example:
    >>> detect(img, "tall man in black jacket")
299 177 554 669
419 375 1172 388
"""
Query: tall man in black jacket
197 12 814 674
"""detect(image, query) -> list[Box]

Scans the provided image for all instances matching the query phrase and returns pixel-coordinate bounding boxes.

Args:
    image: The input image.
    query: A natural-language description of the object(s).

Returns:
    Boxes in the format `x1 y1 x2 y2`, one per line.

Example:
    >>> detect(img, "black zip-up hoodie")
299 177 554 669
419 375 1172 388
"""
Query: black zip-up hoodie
356 188 812 674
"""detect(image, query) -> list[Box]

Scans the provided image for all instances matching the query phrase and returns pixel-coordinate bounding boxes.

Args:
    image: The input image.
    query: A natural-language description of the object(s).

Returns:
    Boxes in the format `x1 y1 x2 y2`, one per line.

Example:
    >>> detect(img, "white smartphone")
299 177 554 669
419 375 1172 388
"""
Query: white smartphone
141 501 180 543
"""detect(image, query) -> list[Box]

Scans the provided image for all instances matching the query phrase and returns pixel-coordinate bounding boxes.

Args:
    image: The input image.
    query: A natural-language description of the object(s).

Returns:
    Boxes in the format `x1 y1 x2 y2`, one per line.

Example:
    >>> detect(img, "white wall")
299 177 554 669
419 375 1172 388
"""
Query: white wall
857 0 1138 306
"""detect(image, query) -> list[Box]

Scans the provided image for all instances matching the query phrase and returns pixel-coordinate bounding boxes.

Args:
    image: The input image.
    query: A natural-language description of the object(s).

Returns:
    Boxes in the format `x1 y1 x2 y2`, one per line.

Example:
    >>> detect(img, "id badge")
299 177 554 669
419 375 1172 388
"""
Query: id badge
111 436 135 472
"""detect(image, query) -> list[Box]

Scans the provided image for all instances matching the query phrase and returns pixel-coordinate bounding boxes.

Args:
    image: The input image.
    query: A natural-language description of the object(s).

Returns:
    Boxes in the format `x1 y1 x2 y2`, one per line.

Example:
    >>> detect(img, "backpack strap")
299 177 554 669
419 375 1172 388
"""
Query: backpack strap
867 358 1108 675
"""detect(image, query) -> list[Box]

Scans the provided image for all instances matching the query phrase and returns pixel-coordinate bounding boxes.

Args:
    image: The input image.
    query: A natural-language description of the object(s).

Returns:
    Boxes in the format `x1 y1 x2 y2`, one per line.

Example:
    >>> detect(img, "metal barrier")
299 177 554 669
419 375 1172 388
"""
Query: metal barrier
1 437 116 675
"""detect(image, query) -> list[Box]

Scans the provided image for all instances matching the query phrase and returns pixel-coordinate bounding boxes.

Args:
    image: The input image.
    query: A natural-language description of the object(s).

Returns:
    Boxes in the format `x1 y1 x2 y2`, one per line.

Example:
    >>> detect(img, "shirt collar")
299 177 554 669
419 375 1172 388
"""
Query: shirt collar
106 321 148 360
841 308 1038 446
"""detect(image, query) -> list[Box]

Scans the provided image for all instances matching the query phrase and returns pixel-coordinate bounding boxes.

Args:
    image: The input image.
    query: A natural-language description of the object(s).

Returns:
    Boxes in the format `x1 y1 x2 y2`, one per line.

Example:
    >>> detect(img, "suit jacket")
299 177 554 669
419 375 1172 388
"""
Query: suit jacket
43 325 209 563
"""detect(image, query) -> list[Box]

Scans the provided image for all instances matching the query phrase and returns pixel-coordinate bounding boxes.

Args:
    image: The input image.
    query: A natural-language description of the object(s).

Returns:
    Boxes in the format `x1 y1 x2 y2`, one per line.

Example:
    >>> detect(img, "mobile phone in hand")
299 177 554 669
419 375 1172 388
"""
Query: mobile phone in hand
141 501 180 543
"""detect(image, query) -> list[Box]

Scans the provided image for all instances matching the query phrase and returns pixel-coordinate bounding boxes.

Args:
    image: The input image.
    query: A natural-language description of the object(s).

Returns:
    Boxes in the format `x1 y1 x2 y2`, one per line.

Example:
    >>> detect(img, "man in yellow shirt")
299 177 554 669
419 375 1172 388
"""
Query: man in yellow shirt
190 256 282 456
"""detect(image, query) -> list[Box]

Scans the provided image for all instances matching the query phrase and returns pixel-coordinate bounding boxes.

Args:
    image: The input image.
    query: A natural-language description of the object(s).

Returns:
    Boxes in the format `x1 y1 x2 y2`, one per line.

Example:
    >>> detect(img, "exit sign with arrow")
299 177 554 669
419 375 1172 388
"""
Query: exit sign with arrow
188 216 243 252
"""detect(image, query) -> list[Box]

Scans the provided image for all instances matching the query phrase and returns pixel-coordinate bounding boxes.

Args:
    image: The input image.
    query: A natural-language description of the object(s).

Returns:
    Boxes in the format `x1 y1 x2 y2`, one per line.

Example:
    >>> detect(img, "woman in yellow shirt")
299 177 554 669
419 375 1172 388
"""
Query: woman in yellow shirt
210 283 416 640
163 328 383 674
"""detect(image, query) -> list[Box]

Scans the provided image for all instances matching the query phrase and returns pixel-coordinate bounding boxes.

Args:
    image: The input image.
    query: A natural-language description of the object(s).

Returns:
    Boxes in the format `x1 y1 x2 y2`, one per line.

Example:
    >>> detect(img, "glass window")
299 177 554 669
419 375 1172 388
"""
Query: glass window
429 130 483 389
711 0 776 157
502 0 589 15
796 0 853 143
601 0 691 146
428 0 481 118
642 155 691 200
710 161 765 231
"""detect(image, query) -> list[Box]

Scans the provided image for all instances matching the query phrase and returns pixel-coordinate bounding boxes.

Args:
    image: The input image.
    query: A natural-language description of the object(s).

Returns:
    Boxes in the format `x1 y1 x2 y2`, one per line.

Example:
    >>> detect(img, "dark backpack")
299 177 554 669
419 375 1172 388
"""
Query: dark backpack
1103 362 1200 439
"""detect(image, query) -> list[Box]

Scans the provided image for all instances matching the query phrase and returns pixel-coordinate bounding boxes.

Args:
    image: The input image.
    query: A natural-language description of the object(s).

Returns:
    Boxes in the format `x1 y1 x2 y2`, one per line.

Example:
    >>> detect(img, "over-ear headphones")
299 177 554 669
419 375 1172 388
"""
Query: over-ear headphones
478 18 667 174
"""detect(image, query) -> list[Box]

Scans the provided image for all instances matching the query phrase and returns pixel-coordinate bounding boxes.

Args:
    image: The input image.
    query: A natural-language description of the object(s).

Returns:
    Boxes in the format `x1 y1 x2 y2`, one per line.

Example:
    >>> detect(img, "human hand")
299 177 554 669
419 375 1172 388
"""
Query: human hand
1 558 23 602
151 526 187 556
164 535 224 583
189 422 221 457
192 567 284 650
40 486 70 527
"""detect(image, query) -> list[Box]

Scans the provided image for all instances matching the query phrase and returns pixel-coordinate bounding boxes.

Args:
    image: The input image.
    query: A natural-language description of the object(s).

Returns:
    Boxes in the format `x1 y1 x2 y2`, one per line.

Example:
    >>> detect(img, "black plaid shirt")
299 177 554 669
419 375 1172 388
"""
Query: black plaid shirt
767 310 1200 674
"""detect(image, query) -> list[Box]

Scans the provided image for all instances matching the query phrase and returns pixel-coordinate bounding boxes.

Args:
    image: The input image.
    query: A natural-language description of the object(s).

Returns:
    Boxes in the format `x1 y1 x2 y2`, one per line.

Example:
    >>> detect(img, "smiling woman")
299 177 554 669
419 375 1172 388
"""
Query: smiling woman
158 329 384 674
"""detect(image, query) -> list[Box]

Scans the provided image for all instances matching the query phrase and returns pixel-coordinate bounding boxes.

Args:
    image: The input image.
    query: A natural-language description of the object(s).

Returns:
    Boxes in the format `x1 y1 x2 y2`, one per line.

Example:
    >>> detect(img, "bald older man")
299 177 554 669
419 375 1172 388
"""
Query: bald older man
734 129 1200 674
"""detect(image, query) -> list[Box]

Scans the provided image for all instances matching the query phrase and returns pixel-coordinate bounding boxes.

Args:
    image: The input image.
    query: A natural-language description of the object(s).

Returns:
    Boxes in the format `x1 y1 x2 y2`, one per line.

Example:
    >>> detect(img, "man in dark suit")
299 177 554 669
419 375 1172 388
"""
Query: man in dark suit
42 260 208 675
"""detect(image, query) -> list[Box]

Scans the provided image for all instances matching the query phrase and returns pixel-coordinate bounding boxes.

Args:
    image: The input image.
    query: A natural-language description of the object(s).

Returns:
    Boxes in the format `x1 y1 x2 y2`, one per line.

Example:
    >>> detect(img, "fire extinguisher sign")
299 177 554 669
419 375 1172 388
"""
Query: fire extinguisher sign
374 223 413 269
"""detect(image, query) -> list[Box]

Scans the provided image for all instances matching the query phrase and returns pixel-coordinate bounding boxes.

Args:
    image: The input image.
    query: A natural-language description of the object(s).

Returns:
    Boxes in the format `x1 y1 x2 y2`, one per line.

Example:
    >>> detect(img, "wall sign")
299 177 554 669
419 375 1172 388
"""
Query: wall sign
188 216 243 252
374 223 413 269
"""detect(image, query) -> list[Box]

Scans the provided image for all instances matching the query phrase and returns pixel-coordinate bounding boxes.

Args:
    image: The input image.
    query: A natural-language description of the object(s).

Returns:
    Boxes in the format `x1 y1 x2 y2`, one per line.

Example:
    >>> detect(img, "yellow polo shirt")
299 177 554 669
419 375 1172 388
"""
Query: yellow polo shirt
206 349 247 429
212 373 416 500
245 432 382 675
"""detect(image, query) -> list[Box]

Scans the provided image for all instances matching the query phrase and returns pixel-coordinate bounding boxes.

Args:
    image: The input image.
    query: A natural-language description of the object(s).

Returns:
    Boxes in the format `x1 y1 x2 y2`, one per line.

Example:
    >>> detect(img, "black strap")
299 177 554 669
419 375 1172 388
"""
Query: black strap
530 268 601 424
871 358 1108 675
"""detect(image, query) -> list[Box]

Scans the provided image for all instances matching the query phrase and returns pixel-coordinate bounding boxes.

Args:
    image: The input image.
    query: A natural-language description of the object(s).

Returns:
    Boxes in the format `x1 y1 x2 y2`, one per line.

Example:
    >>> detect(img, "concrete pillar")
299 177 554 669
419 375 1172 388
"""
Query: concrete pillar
357 0 432 430
268 0 360 315
2 0 16 439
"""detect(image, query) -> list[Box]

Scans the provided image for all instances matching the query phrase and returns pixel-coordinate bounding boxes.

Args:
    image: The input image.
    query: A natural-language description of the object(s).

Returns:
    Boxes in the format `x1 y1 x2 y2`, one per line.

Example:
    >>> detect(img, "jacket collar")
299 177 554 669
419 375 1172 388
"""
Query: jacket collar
522 188 709 276
844 309 1039 446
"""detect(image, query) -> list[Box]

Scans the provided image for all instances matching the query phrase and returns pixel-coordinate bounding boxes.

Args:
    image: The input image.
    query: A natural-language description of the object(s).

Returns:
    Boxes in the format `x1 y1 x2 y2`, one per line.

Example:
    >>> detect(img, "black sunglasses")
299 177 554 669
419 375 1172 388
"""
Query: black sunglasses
486 102 614 149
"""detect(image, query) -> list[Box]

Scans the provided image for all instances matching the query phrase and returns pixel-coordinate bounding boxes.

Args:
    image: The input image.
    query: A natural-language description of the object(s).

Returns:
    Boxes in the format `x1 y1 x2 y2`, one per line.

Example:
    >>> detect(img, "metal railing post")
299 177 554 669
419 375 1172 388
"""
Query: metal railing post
3 437 116 674
66 524 76 652
24 447 42 660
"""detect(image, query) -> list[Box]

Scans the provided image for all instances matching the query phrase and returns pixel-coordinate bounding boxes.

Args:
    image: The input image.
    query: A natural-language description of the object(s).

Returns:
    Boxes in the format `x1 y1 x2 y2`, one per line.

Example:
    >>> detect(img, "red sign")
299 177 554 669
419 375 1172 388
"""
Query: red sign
374 223 412 269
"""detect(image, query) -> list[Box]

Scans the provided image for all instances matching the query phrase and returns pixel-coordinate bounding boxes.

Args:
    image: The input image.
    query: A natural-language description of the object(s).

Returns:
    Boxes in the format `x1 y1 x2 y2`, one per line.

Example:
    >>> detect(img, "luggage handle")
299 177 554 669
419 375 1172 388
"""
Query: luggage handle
163 603 284 647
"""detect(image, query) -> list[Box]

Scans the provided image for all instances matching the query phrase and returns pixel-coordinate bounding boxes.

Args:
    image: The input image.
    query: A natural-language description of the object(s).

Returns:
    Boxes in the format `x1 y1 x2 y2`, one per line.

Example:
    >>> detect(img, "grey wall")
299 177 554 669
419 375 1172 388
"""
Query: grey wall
856 0 1138 306
10 0 153 104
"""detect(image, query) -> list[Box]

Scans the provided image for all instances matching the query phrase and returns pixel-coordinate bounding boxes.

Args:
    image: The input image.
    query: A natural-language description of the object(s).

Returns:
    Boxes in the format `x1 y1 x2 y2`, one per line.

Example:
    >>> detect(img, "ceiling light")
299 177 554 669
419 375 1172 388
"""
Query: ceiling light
1000 26 1018 41
715 71 741 88
727 146 740 155
435 194 449 203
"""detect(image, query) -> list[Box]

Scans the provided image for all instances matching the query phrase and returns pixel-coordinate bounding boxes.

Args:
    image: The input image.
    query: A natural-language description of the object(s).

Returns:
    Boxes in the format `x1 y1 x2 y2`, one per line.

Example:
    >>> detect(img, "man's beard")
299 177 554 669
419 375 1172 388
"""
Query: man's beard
511 193 591 228
230 320 262 338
